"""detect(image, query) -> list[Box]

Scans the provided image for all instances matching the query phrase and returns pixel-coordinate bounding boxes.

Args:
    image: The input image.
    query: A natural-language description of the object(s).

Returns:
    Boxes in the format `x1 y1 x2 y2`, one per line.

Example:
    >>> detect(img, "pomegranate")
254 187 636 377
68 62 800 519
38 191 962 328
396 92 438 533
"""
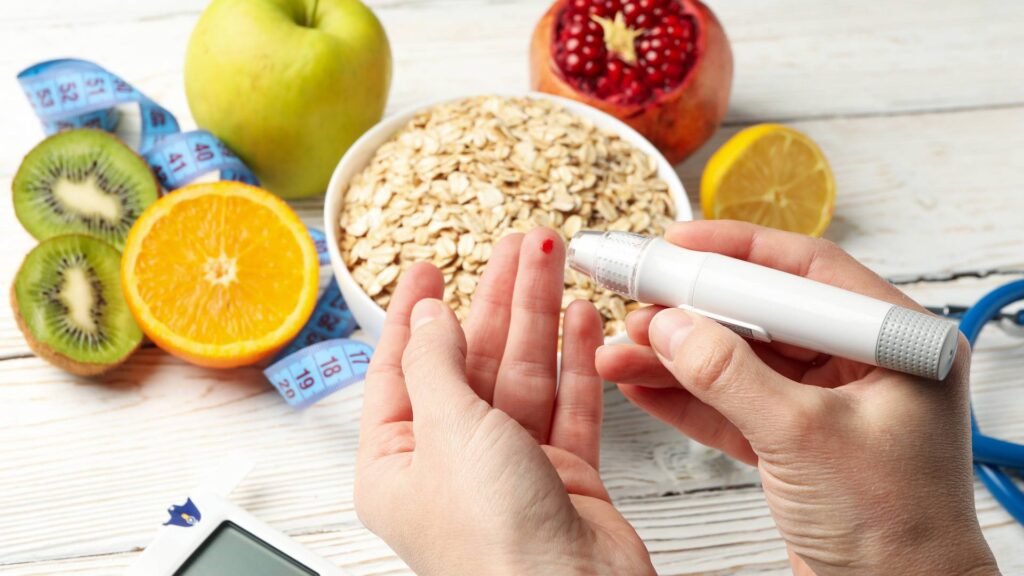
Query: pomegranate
530 0 733 164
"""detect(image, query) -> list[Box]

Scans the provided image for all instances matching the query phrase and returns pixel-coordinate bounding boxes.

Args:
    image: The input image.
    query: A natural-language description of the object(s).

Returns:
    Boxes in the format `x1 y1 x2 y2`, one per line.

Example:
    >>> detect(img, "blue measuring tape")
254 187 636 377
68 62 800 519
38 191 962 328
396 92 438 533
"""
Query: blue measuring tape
18 58 372 408
264 274 371 408
18 59 257 190
308 227 331 267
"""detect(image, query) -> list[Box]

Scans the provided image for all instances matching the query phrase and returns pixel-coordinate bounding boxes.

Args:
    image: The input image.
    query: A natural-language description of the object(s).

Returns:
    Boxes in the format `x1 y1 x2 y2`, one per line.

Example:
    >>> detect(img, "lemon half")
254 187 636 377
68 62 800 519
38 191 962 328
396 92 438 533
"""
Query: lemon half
701 124 835 237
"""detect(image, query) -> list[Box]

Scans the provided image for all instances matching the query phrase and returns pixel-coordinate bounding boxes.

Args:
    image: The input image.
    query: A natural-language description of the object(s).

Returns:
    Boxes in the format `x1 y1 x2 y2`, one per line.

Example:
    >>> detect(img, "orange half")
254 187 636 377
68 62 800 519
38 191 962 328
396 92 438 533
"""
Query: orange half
121 182 319 368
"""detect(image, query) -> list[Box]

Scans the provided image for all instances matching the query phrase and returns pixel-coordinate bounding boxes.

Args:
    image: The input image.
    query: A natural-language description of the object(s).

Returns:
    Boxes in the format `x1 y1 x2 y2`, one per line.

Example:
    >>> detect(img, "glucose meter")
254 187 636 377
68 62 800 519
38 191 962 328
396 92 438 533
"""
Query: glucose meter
128 461 349 576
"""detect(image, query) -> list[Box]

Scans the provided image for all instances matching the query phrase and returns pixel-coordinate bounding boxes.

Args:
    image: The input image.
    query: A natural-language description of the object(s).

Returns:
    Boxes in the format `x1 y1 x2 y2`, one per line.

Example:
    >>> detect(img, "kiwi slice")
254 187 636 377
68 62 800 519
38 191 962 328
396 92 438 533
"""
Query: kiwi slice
13 129 160 249
12 234 143 376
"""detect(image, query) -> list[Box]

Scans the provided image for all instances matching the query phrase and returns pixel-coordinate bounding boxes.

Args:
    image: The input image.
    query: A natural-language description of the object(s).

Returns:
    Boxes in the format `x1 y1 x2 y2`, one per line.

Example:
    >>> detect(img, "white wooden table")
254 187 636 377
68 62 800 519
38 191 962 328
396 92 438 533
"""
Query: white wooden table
2 1 1023 574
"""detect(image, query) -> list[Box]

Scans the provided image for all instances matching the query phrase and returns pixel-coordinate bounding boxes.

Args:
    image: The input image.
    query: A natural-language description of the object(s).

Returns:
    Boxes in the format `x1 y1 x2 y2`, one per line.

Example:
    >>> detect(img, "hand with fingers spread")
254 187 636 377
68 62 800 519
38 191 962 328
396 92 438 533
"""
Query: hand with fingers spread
597 221 999 576
355 229 654 576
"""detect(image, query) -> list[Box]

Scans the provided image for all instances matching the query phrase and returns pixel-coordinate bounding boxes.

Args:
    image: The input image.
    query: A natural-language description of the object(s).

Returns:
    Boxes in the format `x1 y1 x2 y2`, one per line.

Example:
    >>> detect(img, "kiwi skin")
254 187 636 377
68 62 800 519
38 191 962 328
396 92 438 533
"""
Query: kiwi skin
11 235 142 376
11 284 134 376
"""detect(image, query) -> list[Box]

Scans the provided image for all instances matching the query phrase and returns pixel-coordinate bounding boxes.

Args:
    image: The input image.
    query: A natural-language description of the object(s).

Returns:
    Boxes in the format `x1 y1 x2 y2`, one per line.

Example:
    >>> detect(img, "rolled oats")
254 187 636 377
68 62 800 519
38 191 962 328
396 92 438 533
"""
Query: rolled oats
338 96 676 337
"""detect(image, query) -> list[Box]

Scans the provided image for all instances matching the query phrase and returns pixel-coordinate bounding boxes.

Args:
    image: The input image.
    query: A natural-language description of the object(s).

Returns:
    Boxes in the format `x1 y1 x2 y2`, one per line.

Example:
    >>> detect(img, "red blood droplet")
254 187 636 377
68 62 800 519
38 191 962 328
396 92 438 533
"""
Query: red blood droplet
541 239 555 254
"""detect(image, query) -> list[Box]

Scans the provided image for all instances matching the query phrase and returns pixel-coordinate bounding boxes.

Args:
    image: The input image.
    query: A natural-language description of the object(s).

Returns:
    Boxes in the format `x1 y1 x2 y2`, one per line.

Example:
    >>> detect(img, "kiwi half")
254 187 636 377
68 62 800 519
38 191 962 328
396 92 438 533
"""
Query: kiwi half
13 129 160 249
12 234 143 376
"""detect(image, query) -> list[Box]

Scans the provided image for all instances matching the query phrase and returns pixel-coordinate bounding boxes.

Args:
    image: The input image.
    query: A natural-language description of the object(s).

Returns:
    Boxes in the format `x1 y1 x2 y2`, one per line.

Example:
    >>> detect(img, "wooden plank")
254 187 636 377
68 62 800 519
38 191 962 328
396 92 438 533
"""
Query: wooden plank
2 305 1024 570
2 105 1023 357
3 0 1024 573
2 0 1022 125
675 105 1024 278
0 348 758 565
2 0 1022 358
2 484 1023 575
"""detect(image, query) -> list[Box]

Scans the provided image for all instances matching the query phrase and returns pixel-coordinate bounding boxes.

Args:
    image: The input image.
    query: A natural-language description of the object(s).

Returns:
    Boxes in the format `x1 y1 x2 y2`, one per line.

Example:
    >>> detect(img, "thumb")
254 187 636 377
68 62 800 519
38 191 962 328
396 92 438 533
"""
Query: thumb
648 308 810 436
402 299 483 431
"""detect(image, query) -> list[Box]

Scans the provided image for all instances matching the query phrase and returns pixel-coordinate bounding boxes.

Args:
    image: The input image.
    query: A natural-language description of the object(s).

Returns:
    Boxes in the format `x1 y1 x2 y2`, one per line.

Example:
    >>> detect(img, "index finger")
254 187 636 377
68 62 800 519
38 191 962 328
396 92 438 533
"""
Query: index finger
665 220 920 309
362 262 444 428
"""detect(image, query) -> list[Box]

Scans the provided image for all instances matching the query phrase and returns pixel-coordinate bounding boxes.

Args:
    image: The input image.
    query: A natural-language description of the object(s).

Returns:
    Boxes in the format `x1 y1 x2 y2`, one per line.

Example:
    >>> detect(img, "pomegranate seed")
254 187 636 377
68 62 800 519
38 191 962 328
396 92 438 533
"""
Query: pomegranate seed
565 53 584 73
679 21 693 39
554 0 696 105
621 66 639 84
645 65 664 84
581 44 602 59
607 58 623 81
624 80 650 102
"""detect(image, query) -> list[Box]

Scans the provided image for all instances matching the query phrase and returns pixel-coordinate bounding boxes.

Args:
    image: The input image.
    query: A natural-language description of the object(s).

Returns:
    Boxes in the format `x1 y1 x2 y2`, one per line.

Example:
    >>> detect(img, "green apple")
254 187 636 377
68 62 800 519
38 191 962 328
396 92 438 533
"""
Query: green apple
185 0 391 198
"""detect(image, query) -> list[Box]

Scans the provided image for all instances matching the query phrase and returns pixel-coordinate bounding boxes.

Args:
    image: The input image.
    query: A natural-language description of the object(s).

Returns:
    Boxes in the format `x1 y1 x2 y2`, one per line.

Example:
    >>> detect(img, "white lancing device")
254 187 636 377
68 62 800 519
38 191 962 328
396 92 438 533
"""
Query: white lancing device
568 231 959 380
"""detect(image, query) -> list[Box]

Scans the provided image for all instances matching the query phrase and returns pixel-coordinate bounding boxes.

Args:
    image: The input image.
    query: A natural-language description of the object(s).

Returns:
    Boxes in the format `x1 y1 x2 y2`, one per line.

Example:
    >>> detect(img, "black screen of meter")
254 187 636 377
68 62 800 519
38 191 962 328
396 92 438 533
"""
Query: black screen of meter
174 521 318 576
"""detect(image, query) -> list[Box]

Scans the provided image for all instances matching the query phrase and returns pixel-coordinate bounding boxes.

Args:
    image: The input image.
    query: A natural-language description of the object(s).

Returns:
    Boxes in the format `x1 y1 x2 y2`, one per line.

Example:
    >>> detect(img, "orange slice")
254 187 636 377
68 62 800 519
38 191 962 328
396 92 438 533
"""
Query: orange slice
121 182 319 368
701 124 835 237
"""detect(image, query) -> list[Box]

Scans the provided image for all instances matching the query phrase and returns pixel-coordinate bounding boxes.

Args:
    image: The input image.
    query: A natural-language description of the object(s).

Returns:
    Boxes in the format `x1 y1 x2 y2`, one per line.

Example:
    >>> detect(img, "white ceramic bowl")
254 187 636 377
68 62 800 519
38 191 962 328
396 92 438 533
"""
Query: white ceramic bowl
324 92 692 344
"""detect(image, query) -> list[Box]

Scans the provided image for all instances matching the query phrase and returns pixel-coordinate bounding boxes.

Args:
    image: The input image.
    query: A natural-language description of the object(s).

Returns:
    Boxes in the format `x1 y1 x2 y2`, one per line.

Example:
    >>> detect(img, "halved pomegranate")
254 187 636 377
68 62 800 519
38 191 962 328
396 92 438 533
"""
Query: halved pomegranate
530 0 733 164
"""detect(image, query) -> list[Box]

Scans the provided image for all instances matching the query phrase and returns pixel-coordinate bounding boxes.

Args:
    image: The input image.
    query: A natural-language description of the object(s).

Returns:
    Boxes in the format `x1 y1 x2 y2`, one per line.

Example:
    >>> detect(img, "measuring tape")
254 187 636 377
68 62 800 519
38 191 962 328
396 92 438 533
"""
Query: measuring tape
19 58 373 408
264 275 370 409
308 227 332 267
265 338 373 408
18 58 257 190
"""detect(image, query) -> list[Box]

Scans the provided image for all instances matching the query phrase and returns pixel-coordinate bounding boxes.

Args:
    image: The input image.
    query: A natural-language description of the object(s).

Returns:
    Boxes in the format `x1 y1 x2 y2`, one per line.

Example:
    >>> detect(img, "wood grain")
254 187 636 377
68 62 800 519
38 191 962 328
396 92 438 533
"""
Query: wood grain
1 107 1022 358
2 305 1023 573
2 0 1024 574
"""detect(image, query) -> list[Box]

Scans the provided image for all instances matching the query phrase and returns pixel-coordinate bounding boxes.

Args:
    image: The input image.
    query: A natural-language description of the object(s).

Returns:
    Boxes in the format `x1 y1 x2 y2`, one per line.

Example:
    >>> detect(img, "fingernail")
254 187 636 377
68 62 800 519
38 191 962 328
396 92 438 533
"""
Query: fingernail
411 299 443 332
650 310 693 358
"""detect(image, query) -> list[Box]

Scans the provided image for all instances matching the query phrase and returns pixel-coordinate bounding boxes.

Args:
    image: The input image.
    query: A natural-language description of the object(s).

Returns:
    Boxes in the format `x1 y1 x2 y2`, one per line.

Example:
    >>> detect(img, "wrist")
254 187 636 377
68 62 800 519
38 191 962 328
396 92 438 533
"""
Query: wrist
486 532 655 576
868 524 998 576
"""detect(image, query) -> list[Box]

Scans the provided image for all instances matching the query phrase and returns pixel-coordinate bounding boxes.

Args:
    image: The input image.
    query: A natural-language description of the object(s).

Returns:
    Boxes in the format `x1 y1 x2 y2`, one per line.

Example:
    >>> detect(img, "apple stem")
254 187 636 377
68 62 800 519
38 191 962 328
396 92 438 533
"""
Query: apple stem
308 0 319 26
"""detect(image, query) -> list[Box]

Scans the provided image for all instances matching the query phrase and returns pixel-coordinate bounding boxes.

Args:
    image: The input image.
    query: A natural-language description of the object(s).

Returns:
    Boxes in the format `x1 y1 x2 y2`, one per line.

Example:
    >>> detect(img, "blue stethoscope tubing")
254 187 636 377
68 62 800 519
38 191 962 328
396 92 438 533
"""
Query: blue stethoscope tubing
958 279 1024 525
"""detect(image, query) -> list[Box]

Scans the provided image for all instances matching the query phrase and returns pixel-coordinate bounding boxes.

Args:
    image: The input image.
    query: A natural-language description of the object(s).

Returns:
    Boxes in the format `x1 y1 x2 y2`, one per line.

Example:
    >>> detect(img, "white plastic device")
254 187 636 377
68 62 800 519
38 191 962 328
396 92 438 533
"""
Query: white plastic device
568 231 959 380
127 460 348 576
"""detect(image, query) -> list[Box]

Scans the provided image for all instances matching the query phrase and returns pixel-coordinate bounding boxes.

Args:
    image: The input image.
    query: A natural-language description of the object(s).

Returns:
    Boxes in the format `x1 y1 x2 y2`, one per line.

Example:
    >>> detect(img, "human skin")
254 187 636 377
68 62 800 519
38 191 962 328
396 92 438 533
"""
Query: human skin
354 221 1000 575
596 220 1000 576
354 228 655 575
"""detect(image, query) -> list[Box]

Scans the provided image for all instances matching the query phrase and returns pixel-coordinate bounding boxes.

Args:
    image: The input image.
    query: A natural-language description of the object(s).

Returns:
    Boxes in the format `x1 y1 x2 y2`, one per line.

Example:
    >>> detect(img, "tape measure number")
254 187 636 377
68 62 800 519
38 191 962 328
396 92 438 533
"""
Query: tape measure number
265 339 373 408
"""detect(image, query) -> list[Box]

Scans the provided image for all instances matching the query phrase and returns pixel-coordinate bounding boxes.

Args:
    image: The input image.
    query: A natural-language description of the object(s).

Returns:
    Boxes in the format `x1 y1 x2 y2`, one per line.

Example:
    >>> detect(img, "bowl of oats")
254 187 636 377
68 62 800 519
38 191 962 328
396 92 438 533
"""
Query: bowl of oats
323 93 690 344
